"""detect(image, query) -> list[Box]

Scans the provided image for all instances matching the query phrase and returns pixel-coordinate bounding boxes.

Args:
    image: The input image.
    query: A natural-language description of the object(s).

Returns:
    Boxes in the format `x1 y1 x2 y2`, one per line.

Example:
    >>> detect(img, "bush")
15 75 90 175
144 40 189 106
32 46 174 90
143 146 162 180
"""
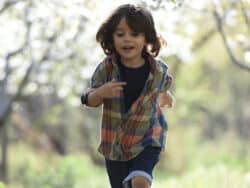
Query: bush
10 148 109 188
0 182 5 188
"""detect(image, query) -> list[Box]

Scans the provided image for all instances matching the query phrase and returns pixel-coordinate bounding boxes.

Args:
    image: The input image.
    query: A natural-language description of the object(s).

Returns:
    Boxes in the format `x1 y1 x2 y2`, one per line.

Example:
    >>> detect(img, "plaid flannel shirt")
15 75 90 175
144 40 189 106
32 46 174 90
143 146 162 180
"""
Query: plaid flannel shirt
89 54 172 161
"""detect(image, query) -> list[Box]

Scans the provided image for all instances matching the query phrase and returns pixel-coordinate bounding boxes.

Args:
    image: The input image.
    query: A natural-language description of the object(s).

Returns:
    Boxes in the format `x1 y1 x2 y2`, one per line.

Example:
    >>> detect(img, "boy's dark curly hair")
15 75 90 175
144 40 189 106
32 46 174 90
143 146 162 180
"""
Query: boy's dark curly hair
96 4 163 57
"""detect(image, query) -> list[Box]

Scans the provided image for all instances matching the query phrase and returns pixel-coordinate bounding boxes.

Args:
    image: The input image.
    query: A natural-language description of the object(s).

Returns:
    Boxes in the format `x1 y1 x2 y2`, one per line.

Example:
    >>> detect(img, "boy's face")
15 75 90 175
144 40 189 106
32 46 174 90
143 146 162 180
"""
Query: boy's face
113 17 146 63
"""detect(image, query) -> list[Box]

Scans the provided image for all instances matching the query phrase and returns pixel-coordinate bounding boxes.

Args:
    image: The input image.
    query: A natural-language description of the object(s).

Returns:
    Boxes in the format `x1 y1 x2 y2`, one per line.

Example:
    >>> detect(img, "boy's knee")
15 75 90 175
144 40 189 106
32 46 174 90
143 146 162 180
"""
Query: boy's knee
131 176 150 188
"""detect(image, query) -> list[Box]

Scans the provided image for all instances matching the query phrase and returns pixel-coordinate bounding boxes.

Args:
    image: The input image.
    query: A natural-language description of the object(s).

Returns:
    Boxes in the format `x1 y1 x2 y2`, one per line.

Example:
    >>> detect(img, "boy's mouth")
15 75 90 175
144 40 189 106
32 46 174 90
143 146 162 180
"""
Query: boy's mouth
122 46 134 50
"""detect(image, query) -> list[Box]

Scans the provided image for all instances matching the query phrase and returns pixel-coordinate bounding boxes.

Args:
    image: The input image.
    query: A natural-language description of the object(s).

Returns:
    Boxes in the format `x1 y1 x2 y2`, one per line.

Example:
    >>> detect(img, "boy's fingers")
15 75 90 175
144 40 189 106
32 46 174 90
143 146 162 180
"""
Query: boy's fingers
114 86 123 90
113 82 127 86
110 79 126 85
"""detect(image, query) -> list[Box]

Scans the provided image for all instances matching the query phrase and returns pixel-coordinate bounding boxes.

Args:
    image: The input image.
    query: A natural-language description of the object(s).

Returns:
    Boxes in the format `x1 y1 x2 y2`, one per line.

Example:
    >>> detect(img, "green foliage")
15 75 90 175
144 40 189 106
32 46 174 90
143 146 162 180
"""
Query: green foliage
155 165 250 188
157 125 250 175
154 128 250 188
10 145 108 188
8 129 250 188
15 162 76 188
0 182 5 188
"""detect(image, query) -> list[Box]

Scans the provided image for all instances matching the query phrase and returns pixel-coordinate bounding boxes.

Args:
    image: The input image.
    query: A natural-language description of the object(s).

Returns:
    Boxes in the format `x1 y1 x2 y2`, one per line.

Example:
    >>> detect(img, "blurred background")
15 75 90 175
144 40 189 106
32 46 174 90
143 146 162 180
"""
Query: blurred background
0 0 250 187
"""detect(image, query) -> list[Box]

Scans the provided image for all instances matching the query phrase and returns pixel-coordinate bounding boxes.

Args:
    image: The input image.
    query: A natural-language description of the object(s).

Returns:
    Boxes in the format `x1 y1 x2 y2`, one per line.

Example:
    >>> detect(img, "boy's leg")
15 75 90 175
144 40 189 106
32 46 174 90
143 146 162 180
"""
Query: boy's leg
123 146 161 188
105 159 129 188
131 176 150 188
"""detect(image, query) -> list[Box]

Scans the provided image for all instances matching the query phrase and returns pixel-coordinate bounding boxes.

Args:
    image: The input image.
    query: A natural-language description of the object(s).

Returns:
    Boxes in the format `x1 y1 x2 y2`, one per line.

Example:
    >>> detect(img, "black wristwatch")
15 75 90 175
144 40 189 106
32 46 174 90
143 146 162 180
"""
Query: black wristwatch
81 92 89 105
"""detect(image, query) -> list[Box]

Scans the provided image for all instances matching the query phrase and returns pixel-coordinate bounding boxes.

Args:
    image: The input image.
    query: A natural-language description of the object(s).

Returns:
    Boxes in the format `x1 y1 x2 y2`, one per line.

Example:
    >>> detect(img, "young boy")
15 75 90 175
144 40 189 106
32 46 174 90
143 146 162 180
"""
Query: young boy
81 4 173 188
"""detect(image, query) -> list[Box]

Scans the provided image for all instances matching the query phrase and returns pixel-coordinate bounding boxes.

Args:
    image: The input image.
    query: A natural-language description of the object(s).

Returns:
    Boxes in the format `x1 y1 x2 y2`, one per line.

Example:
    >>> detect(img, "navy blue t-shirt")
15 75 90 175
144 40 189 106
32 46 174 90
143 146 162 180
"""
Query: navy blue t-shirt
118 59 150 112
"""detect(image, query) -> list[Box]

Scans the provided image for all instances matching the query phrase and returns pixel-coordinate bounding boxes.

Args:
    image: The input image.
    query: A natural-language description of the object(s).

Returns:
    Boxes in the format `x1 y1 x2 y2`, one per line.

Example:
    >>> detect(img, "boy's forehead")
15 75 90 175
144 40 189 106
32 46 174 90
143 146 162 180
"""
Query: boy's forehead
116 18 129 28
115 18 131 30
115 17 135 31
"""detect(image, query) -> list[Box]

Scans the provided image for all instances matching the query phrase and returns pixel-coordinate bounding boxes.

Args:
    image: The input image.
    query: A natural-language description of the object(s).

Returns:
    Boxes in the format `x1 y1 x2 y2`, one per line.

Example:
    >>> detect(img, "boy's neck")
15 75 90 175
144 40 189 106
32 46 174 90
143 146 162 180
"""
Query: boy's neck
120 56 145 68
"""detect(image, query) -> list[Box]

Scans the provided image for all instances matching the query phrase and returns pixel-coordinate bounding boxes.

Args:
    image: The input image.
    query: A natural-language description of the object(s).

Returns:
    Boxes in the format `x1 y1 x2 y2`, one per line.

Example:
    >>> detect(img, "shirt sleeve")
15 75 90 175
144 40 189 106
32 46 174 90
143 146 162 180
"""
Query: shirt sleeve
159 61 173 92
90 62 107 88
161 74 172 91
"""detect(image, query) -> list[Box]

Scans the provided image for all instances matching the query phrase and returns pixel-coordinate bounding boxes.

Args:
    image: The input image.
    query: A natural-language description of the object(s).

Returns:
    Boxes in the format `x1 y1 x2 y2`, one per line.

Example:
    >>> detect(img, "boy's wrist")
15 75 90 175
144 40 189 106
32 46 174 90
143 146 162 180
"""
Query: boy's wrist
93 87 105 101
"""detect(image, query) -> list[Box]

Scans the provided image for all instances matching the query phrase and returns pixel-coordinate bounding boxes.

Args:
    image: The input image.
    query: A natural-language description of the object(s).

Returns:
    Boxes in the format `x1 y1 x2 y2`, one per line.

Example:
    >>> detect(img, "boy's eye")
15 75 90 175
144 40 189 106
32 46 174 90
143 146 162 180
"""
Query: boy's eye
115 32 142 38
131 32 140 36
116 33 124 37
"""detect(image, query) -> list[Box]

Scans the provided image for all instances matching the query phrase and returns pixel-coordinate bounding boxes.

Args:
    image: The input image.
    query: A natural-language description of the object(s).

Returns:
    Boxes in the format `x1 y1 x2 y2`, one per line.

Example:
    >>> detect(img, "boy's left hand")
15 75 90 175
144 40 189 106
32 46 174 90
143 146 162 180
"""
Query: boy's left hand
159 91 174 108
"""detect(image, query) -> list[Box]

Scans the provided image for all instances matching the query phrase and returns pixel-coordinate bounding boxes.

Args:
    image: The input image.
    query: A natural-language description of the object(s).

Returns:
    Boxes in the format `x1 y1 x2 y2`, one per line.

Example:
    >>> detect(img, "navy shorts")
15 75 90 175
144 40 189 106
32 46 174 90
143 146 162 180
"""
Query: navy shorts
105 146 161 188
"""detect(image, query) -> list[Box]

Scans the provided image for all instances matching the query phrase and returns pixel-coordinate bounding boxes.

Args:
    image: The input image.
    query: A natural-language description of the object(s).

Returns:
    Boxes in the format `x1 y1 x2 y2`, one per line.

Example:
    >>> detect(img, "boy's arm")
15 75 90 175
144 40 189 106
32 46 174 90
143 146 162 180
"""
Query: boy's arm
159 90 174 108
83 88 103 107
82 79 126 107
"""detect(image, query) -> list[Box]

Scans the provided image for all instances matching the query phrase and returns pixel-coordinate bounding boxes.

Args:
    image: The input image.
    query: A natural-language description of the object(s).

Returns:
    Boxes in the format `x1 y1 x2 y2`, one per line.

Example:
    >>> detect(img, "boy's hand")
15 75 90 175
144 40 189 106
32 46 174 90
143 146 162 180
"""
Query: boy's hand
98 79 127 99
159 91 174 108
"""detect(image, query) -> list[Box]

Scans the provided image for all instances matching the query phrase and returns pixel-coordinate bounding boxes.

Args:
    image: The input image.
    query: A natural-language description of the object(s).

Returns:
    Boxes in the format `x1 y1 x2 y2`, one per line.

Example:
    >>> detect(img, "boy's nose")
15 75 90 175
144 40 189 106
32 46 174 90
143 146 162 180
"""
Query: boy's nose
124 34 132 41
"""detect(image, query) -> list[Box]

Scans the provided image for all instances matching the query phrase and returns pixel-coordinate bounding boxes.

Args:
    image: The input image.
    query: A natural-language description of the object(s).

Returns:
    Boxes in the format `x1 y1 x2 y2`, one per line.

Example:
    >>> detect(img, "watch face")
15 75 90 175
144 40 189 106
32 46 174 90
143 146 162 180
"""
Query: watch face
81 94 87 104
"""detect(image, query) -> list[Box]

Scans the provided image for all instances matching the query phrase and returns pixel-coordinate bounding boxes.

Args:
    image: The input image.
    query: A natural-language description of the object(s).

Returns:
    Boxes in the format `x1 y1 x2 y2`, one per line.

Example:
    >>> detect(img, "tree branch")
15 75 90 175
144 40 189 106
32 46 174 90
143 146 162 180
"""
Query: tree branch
192 28 217 51
213 7 250 72
0 2 86 129
0 0 26 15
239 0 250 35
4 12 31 80
0 5 31 129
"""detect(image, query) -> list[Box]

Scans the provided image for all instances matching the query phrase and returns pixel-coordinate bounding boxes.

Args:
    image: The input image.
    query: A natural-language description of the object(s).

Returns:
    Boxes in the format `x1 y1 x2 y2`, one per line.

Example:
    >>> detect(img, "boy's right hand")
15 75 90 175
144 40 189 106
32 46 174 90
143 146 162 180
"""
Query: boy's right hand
98 79 126 99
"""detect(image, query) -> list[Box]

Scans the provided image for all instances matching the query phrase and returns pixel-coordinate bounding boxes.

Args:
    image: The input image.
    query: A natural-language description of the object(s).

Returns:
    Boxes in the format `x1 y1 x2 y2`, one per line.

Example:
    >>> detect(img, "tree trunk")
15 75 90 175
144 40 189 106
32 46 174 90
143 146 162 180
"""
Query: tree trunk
0 123 8 183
